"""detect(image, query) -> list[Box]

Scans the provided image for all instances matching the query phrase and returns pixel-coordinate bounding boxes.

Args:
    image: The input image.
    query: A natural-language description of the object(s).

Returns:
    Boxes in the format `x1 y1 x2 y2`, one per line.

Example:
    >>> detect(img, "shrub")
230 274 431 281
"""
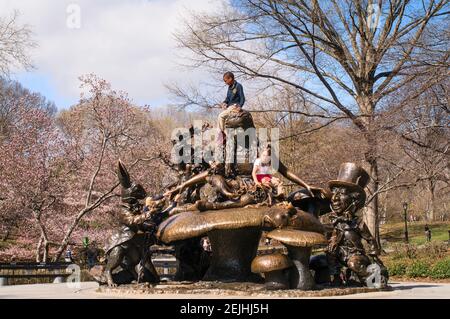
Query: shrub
387 260 408 276
390 243 418 260
418 242 448 259
430 258 450 279
406 260 431 277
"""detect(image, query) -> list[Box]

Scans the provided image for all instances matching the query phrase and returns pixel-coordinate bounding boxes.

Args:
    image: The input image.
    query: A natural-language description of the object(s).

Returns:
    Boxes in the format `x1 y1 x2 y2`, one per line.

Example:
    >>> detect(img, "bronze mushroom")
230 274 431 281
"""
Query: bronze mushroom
251 253 293 290
156 205 293 282
267 228 327 290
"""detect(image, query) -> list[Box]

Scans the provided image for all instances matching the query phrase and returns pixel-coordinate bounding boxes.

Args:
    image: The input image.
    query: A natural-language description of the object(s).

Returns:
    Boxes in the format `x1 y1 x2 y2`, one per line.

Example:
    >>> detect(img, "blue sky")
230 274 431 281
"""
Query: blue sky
2 0 222 109
16 72 75 107
4 0 441 113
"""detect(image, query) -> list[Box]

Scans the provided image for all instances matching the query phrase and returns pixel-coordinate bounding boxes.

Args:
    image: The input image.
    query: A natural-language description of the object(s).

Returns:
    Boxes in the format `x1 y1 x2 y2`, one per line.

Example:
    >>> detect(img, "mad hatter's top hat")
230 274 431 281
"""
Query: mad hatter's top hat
328 162 369 196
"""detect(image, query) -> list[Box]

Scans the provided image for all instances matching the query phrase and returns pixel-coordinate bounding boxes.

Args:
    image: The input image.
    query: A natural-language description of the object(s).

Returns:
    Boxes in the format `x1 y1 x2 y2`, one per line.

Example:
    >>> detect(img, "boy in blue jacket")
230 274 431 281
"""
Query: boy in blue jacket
217 71 245 143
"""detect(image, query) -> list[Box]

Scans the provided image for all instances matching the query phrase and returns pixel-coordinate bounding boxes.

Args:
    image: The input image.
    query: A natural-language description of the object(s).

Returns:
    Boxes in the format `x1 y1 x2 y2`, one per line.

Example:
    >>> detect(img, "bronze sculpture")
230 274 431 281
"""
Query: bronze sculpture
266 229 327 290
95 106 388 291
96 161 169 287
251 253 293 290
157 204 295 282
325 162 388 287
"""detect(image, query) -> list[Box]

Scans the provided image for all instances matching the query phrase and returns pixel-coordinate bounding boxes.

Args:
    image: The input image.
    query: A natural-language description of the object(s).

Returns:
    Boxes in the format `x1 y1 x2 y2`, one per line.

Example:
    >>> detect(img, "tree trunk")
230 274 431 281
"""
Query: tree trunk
53 181 120 261
53 208 88 261
35 232 50 263
364 157 380 249
43 241 49 263
34 209 51 263
35 235 43 263
361 105 381 249
358 94 381 249
428 180 435 221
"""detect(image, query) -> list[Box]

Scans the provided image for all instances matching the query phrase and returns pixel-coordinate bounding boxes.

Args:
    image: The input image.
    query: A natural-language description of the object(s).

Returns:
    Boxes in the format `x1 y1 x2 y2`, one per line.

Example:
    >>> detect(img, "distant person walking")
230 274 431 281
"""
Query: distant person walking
86 243 98 269
424 224 432 242
65 245 74 263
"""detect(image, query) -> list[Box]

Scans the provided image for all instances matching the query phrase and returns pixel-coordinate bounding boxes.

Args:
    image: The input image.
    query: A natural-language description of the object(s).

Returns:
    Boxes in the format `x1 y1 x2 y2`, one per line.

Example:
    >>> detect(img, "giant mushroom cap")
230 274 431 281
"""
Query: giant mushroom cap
266 229 327 247
156 205 291 283
156 204 320 283
157 206 287 243
251 253 293 274
157 204 324 244
287 210 326 234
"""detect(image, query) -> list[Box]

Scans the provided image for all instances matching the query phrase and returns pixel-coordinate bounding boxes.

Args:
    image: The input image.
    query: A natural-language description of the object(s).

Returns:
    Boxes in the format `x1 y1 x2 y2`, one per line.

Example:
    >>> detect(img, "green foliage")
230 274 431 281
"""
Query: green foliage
430 258 450 279
406 260 431 277
421 242 448 259
390 243 418 260
385 242 450 279
381 222 450 245
390 242 447 260
387 260 408 276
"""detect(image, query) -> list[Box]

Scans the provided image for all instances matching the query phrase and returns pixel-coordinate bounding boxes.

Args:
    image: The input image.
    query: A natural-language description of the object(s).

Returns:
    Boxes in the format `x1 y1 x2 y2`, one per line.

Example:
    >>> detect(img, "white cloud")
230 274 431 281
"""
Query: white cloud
1 0 223 107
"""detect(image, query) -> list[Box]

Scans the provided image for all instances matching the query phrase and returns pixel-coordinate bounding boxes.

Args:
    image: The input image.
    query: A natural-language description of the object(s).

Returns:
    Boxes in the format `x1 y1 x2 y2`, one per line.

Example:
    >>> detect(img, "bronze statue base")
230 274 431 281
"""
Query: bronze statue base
203 227 263 283
98 281 392 297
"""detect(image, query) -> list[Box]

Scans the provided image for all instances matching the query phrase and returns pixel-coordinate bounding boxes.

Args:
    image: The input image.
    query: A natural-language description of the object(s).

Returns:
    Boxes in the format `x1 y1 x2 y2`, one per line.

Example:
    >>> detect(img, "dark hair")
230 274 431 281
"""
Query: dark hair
223 71 234 79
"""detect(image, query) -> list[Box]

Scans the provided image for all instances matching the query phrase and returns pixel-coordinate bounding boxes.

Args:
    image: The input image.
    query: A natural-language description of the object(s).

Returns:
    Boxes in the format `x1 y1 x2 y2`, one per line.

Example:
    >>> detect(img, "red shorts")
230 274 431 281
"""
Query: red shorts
256 174 272 182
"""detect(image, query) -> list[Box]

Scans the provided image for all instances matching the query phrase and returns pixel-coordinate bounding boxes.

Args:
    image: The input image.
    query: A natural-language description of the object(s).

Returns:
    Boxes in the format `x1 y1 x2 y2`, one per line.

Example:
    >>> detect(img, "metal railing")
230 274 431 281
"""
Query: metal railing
0 262 75 286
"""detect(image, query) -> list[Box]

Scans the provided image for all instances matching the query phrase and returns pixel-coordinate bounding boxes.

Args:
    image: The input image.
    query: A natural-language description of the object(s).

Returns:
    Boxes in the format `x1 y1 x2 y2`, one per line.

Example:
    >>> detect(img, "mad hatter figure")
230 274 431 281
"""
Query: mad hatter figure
326 162 388 287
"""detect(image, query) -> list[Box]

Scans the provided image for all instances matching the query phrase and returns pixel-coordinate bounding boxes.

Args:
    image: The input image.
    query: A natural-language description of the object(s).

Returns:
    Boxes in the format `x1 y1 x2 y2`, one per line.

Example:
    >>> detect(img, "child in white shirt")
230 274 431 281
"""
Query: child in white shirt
252 148 284 196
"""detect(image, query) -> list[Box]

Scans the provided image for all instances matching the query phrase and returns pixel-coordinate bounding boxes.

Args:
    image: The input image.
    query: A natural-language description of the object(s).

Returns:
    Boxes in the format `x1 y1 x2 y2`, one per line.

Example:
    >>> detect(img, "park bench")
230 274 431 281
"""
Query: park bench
0 262 77 286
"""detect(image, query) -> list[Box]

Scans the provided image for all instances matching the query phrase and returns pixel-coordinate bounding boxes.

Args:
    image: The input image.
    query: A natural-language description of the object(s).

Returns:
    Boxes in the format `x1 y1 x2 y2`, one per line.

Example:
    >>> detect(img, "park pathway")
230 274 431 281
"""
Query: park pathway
0 281 449 299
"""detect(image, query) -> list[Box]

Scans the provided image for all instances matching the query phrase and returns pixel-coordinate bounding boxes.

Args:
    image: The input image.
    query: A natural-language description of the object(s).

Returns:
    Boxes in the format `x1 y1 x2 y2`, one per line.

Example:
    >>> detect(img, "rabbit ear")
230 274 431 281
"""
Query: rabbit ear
117 160 131 188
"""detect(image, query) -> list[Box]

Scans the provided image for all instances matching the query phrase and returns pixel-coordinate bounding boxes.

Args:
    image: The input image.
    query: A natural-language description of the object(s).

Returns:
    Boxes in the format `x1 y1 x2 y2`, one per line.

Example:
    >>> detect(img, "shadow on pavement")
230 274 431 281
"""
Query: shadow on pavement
392 284 439 290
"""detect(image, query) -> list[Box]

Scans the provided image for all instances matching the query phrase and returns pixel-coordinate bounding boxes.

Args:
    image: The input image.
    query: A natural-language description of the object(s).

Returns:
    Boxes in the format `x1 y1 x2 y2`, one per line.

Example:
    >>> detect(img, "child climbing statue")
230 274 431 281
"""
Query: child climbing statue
217 71 245 144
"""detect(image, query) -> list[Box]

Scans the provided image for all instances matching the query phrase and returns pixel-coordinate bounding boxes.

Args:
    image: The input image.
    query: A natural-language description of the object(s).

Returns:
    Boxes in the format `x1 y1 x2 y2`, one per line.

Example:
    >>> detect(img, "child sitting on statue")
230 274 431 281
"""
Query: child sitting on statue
252 147 284 197
217 71 245 144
